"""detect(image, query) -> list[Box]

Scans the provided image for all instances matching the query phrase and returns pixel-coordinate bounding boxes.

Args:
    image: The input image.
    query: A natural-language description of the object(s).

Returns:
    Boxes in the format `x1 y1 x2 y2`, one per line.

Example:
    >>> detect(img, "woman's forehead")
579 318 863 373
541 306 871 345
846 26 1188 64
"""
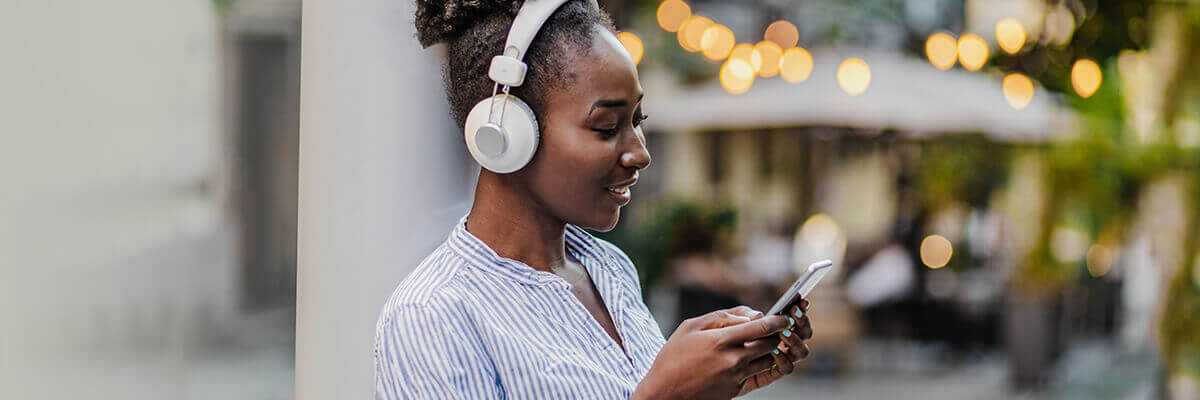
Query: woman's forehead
567 30 642 102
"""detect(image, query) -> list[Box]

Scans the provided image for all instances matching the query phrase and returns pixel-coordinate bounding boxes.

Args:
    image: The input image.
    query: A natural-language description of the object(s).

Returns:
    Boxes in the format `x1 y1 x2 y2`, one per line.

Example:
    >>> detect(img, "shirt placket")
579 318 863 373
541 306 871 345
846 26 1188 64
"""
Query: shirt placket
569 249 643 381
544 275 639 385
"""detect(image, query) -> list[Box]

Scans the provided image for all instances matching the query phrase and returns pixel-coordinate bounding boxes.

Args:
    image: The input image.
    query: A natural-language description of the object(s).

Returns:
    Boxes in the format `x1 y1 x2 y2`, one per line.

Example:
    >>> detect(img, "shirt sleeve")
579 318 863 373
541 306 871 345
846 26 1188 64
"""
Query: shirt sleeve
374 304 500 400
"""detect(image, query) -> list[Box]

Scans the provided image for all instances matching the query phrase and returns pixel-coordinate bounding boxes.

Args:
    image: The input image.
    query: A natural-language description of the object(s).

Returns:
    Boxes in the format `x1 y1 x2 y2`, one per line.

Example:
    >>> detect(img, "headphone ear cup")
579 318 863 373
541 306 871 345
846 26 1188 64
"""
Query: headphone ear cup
463 94 540 173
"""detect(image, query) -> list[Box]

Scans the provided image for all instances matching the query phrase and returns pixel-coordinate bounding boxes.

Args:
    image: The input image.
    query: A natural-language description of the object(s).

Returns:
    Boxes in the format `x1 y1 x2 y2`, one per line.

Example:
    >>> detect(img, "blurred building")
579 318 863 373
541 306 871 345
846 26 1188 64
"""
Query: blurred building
1 0 300 398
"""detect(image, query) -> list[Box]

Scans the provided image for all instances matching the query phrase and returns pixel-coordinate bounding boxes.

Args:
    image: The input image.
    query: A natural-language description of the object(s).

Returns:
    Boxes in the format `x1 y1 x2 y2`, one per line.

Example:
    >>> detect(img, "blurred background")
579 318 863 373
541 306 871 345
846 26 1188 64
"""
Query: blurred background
2 0 1198 399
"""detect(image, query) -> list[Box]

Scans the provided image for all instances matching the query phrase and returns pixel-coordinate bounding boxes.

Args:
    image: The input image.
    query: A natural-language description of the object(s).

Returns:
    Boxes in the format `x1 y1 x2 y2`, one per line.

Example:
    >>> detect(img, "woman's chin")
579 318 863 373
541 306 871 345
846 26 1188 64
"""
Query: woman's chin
581 209 621 232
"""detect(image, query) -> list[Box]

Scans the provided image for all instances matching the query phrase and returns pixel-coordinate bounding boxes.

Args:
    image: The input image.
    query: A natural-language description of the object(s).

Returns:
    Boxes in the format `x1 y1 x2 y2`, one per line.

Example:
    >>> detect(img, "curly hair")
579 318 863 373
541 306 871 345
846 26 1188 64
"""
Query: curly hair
414 0 616 130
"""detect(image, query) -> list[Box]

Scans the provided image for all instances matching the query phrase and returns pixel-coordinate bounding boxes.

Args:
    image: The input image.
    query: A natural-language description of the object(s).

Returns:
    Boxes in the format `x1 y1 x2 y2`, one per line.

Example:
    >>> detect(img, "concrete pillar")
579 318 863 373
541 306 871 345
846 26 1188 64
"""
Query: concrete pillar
296 0 472 398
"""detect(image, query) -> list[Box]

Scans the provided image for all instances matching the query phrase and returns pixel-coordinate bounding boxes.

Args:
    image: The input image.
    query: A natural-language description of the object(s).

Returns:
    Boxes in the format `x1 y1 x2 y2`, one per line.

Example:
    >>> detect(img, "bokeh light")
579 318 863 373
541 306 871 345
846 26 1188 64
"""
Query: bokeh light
801 214 841 249
995 18 1026 54
617 32 643 65
921 235 953 269
656 0 691 32
728 43 754 62
1071 59 1102 98
748 46 764 72
1086 244 1115 277
1002 73 1034 109
925 33 958 70
678 16 713 52
753 41 783 77
700 24 735 61
780 47 813 83
957 34 989 71
728 43 758 73
763 20 799 49
837 58 871 96
719 57 755 94
1051 226 1089 264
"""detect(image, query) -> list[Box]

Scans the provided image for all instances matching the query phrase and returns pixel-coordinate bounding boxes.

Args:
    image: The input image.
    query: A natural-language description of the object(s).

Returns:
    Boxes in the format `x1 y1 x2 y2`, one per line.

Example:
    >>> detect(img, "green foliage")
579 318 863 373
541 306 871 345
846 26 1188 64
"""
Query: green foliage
913 134 1010 210
1162 173 1200 378
992 0 1150 95
211 0 235 15
595 198 737 296
1162 258 1200 378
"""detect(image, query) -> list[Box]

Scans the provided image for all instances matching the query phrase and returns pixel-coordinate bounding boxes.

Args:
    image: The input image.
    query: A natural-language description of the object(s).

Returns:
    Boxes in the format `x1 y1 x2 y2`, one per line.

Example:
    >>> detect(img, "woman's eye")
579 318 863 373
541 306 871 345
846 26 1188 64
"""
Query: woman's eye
594 127 619 137
633 114 649 127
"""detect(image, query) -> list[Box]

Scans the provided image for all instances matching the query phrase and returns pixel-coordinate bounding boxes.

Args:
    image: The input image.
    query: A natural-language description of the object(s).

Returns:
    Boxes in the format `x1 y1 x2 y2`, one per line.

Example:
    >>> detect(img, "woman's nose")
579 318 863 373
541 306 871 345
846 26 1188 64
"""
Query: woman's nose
620 133 651 170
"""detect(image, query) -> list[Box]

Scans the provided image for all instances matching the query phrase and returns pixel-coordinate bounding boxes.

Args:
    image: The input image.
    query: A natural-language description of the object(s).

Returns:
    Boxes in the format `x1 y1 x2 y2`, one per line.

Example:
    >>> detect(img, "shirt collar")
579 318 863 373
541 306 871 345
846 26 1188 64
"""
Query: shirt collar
447 214 615 285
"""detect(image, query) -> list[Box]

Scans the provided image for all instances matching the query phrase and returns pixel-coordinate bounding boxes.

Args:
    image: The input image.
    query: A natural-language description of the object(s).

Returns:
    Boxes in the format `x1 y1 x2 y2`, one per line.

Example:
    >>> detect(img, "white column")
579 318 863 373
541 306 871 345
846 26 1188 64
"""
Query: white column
297 0 472 398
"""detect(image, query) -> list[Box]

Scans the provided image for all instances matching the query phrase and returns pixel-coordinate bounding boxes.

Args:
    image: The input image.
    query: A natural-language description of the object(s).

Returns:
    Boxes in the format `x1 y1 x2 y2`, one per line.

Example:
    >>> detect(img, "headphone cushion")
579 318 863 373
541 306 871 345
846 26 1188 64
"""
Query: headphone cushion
463 95 540 173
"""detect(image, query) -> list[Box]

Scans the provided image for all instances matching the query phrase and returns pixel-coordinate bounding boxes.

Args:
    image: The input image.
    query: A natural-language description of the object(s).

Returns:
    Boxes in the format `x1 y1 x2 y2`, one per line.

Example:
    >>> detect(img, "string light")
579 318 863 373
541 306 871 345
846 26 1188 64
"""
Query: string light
921 235 953 269
801 214 841 249
957 34 989 71
763 20 799 49
700 24 735 61
837 58 871 96
753 41 783 77
678 16 712 52
780 47 813 83
995 18 1026 54
1071 59 1102 98
925 33 958 70
720 58 755 94
1003 73 1034 109
617 32 644 65
657 7 1071 103
656 0 691 32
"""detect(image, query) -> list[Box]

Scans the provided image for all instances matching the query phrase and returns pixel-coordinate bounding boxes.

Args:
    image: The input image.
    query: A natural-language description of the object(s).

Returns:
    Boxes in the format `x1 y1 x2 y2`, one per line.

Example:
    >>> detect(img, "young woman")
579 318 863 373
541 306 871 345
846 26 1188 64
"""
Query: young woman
375 1 813 398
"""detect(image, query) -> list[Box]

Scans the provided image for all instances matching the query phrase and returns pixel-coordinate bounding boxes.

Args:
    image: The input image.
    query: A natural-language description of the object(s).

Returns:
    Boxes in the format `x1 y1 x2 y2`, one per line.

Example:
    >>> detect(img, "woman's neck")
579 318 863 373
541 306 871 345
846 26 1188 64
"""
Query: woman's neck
465 172 567 273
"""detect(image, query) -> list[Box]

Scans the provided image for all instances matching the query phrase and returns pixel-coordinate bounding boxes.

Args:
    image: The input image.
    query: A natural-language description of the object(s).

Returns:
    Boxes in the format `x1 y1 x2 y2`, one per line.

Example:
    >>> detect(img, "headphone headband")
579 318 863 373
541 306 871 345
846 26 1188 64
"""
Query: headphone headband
488 0 570 87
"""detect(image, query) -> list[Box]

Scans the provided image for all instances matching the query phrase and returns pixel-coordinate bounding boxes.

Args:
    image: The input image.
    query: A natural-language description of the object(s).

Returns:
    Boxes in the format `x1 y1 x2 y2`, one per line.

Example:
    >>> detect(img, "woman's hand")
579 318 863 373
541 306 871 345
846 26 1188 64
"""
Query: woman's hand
632 306 789 400
737 300 812 396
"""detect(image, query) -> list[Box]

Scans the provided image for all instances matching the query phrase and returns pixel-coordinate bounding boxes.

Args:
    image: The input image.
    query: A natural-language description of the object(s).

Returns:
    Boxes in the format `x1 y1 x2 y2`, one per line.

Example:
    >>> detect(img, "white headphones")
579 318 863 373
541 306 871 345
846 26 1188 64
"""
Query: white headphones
463 0 571 174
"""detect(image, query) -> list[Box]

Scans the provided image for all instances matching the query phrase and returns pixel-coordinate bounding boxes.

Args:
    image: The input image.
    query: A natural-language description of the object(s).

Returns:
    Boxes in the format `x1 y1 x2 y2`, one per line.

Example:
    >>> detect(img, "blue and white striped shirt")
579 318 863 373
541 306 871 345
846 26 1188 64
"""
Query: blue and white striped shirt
375 215 667 399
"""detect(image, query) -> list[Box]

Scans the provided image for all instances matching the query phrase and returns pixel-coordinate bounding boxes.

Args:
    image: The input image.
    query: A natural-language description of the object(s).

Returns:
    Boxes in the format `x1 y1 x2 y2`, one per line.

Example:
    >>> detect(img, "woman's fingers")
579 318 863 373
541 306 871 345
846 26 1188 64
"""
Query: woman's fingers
739 336 781 359
770 347 794 375
780 332 809 361
739 354 776 380
791 314 812 340
729 305 764 320
788 304 804 319
715 315 788 344
686 309 751 331
686 306 768 331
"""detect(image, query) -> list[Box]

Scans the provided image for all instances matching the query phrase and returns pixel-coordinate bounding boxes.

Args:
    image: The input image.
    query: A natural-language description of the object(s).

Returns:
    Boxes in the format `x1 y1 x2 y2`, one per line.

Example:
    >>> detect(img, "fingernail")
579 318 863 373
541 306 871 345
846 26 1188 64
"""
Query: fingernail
793 309 804 319
773 349 781 355
782 329 792 337
788 317 795 327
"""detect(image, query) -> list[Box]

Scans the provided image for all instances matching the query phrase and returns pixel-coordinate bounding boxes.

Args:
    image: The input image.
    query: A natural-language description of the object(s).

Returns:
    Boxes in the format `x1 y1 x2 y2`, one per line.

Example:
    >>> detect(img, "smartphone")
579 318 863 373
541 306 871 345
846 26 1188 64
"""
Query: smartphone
766 260 833 316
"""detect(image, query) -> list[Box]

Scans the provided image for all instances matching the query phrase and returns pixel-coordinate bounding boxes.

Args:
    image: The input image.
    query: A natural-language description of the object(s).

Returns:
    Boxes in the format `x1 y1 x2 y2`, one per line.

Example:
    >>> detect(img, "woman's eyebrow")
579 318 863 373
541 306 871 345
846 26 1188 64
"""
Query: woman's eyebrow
588 93 644 117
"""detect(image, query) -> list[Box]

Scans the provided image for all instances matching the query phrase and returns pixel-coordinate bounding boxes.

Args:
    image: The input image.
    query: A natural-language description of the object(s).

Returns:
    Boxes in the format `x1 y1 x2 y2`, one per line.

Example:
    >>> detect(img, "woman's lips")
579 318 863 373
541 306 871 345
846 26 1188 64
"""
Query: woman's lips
605 183 633 206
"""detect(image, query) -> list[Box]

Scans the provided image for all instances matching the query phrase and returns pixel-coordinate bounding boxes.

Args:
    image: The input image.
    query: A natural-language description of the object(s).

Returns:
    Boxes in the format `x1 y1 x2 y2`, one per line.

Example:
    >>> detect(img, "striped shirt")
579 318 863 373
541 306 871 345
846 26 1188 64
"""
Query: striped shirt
375 215 667 399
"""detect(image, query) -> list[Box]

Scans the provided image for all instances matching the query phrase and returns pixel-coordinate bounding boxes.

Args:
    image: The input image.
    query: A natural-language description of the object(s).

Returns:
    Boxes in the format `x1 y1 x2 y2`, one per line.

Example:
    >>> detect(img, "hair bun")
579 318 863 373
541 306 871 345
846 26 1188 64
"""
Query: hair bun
414 0 523 47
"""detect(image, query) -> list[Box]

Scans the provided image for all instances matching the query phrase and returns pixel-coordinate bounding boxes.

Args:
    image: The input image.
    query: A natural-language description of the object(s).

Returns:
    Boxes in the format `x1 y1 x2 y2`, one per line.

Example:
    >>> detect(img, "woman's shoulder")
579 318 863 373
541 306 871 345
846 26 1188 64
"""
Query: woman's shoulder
377 243 476 324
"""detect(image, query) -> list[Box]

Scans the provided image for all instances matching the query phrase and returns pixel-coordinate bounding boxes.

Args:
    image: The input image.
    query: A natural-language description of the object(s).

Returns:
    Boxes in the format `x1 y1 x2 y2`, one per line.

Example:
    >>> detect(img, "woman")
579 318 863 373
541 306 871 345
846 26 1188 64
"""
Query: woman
375 1 813 398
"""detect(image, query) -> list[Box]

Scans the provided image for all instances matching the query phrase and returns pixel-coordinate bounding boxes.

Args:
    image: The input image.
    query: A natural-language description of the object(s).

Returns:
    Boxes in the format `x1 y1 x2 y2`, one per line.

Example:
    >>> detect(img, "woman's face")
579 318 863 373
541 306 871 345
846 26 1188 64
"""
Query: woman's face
516 26 650 232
